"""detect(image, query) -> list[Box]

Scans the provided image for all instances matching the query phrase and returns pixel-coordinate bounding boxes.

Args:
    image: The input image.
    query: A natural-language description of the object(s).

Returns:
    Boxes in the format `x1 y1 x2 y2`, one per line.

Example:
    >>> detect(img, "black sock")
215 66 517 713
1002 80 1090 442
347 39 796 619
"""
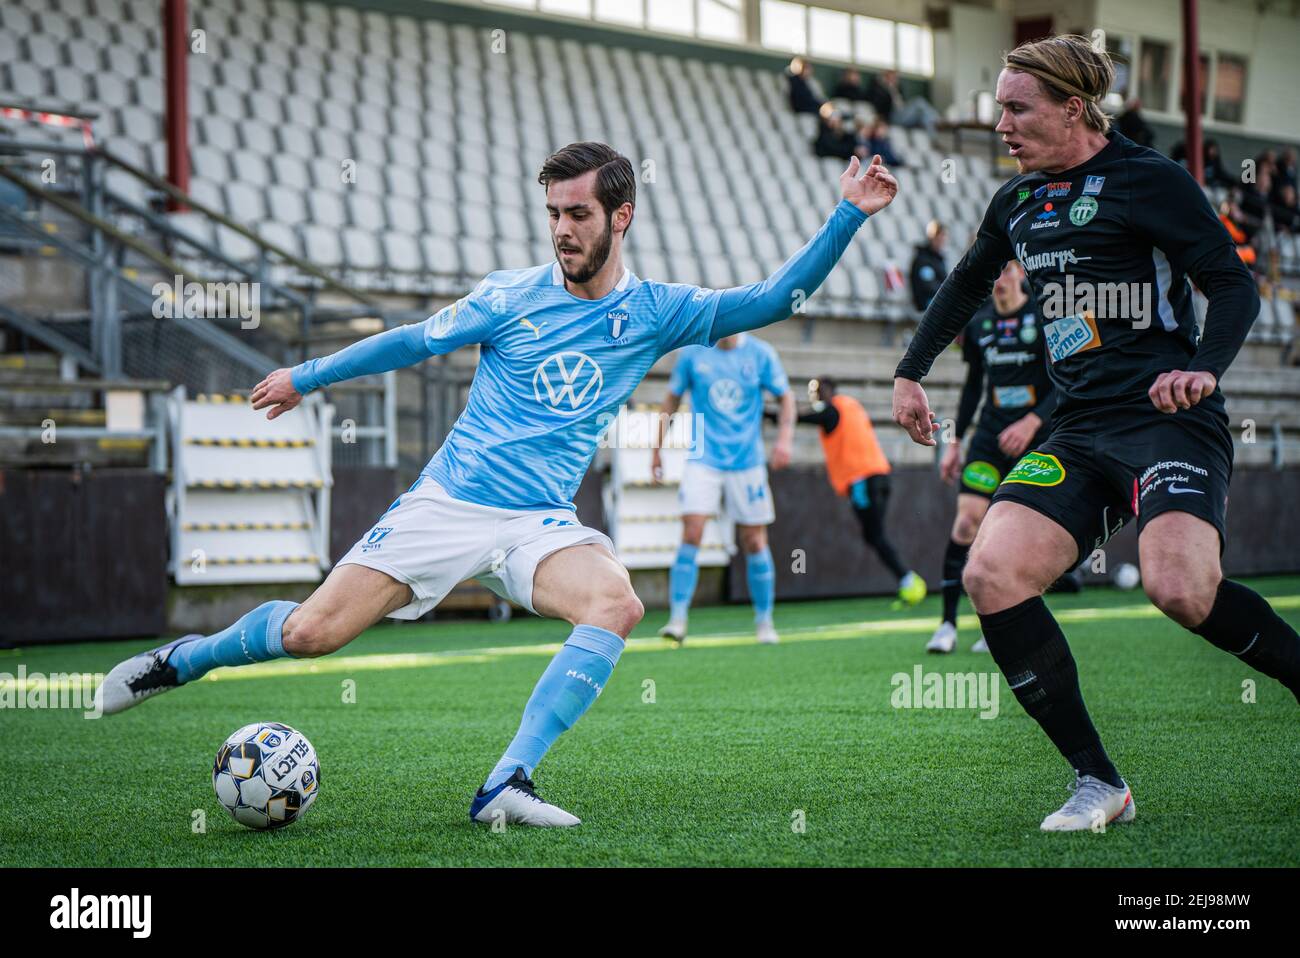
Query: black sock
941 539 970 625
979 596 1123 788
1193 579 1300 701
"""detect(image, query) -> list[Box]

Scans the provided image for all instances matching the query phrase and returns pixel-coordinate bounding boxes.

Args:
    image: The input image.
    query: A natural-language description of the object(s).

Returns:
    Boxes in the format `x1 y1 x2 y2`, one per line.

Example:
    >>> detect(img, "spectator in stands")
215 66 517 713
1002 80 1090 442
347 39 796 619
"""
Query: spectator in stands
1278 147 1298 189
909 220 948 312
1218 198 1257 269
832 68 870 102
786 56 826 115
863 119 906 168
813 106 860 160
864 69 939 133
1116 99 1155 148
1203 140 1238 188
1241 165 1275 234
1273 183 1300 233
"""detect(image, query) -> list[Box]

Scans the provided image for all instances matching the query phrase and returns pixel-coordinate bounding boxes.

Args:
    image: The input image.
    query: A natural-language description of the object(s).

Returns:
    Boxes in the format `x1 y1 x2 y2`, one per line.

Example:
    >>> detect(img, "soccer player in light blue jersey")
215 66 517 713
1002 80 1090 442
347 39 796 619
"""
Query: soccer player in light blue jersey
97 142 898 826
651 334 795 645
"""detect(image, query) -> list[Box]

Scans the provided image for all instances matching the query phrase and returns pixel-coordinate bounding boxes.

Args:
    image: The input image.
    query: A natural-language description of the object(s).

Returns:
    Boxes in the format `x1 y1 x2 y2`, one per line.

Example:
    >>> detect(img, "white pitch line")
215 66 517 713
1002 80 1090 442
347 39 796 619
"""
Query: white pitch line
3 596 1297 693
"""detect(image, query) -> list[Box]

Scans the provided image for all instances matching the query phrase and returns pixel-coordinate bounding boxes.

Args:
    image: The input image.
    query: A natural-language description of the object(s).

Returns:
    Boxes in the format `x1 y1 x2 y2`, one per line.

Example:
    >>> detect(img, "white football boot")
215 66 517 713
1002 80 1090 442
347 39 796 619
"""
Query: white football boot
658 619 688 645
1040 775 1136 832
926 622 957 654
970 635 990 653
95 634 202 715
756 620 780 644
470 768 580 827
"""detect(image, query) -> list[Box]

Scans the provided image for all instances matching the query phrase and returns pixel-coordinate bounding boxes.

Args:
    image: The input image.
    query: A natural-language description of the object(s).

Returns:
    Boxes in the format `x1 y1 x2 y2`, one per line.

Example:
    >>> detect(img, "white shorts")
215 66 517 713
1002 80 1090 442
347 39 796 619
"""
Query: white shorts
337 477 614 619
678 461 775 526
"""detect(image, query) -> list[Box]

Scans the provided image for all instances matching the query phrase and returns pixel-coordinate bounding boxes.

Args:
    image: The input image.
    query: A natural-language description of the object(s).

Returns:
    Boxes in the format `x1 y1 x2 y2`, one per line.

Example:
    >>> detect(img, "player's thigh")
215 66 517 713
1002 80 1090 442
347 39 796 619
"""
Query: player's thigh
964 501 1078 613
736 523 767 552
532 542 644 637
680 513 709 545
952 493 991 543
284 563 413 657
1138 511 1223 627
1119 404 1232 625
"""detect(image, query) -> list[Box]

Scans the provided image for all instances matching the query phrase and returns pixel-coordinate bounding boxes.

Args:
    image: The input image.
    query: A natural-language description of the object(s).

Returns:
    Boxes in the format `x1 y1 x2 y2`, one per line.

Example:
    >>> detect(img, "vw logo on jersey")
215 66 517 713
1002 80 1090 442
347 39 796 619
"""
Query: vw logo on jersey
534 351 604 416
708 377 744 413
604 309 631 345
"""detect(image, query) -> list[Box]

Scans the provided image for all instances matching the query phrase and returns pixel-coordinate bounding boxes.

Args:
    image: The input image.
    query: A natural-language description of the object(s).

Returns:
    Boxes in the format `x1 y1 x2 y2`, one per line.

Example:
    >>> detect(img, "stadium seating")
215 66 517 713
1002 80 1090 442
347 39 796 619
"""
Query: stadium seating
0 0 991 317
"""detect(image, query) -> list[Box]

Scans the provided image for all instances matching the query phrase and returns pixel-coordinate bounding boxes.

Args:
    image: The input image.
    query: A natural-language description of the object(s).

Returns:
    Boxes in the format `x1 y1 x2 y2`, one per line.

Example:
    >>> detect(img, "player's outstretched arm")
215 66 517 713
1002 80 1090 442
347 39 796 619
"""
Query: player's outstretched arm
253 294 495 420
251 322 433 420
706 156 897 342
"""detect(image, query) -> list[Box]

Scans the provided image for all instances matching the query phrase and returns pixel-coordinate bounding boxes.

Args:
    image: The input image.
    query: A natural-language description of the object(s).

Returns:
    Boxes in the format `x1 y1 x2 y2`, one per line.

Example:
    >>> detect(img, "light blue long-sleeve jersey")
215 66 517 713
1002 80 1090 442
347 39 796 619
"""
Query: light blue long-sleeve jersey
292 200 867 510
668 334 789 471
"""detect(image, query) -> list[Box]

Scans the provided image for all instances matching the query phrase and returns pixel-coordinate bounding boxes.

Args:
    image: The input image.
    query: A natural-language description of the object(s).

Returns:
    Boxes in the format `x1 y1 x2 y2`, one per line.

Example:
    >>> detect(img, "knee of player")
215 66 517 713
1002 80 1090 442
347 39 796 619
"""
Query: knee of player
584 586 644 637
1143 574 1214 628
962 551 1010 605
952 513 981 544
282 612 339 658
739 529 767 554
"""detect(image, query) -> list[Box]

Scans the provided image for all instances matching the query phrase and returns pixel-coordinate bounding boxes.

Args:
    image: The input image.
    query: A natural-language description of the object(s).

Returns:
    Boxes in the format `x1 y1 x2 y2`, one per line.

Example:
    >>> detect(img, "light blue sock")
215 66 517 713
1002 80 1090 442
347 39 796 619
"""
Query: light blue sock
669 542 699 621
747 546 775 625
484 624 624 791
169 600 298 684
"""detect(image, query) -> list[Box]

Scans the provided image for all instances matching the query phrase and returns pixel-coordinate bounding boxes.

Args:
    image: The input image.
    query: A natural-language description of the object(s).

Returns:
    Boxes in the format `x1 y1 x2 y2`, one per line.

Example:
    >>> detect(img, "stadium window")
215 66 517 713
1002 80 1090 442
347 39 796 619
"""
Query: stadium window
540 0 592 16
853 15 894 69
1138 38 1171 113
897 21 932 76
697 0 743 42
1213 53 1246 124
647 0 695 35
808 6 851 62
595 0 644 26
1105 33 1134 99
760 0 808 54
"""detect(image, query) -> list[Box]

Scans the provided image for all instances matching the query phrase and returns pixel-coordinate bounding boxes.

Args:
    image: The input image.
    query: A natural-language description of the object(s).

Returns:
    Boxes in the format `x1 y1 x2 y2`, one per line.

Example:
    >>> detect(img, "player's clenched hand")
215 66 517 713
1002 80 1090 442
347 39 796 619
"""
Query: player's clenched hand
250 368 303 421
1148 370 1216 414
940 442 962 486
650 448 664 484
893 377 937 446
841 154 898 216
997 412 1041 458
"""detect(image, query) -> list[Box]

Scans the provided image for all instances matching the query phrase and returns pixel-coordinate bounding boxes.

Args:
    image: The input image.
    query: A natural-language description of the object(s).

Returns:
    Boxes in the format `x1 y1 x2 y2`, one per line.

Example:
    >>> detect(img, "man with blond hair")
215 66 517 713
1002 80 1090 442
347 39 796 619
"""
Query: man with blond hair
892 36 1298 831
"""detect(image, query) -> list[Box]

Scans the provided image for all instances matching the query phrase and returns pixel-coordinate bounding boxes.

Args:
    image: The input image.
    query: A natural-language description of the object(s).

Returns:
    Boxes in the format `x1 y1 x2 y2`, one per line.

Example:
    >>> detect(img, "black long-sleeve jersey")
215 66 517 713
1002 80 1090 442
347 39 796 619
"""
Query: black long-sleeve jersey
896 131 1260 422
954 296 1056 439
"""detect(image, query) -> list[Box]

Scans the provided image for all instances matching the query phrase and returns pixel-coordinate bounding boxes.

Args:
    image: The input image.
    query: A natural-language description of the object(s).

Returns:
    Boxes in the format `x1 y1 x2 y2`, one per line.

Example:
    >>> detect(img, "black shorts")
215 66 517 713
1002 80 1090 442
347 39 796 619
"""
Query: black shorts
990 401 1233 564
959 420 1053 500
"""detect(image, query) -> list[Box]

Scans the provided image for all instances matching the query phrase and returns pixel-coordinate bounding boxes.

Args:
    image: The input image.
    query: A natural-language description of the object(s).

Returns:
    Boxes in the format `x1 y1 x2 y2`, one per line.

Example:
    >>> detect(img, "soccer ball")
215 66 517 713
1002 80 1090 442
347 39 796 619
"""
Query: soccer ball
1113 562 1141 591
212 722 319 830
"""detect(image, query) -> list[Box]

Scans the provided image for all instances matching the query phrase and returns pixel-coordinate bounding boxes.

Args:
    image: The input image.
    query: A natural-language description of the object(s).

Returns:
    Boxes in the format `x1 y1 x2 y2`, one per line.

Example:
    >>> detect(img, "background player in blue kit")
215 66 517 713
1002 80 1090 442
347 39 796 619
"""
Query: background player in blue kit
96 142 899 826
651 333 795 645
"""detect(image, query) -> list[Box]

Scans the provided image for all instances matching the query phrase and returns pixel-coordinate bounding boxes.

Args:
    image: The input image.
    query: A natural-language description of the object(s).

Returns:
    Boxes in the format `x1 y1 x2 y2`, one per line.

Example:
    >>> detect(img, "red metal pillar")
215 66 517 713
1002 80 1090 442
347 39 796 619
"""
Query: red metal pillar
1182 0 1203 184
162 0 190 210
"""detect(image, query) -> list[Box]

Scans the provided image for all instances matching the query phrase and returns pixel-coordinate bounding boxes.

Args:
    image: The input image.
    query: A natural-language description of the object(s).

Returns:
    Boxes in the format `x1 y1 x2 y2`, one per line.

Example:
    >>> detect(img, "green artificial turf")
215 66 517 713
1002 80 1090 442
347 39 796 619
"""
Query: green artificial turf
2 577 1297 867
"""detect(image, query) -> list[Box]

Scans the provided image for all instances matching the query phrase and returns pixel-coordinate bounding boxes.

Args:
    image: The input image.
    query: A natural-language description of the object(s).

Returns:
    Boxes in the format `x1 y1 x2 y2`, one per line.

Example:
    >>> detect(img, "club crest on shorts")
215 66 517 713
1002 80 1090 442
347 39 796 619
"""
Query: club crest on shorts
1004 452 1066 487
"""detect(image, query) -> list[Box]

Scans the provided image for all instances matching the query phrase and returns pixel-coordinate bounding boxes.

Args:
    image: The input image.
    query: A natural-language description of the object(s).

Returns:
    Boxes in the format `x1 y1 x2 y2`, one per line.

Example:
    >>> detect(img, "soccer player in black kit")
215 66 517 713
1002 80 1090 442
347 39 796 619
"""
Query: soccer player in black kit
892 35 1300 831
926 259 1055 655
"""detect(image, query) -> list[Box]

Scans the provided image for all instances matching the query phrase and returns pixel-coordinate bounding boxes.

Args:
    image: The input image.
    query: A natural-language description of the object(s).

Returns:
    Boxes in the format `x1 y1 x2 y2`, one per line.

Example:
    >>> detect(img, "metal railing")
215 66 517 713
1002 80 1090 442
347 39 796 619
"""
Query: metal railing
0 138 398 467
